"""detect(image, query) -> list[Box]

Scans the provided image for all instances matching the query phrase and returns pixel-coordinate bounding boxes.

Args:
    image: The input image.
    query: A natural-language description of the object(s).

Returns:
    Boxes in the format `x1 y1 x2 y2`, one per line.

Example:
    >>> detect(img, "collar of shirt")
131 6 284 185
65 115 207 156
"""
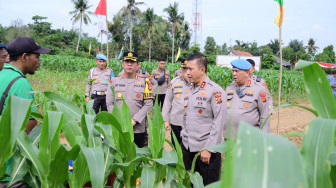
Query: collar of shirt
192 76 210 94
3 64 26 78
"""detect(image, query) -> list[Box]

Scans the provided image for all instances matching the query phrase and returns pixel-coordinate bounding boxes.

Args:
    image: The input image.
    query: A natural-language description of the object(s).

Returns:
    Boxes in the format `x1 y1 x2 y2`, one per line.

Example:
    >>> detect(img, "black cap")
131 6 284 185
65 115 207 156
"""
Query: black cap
6 37 51 56
246 59 255 67
123 51 138 62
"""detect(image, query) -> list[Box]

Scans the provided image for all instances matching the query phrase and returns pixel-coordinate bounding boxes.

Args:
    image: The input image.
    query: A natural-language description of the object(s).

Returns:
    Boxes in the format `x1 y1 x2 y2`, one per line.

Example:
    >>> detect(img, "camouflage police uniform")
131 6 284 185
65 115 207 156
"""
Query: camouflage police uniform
85 67 114 114
251 75 273 113
106 72 154 148
151 68 170 109
162 74 191 147
181 76 226 185
225 79 271 138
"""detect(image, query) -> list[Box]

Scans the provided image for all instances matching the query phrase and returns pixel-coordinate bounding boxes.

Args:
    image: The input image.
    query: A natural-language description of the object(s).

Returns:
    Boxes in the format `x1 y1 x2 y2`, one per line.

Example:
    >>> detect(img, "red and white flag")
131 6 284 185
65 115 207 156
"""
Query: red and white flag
94 0 107 32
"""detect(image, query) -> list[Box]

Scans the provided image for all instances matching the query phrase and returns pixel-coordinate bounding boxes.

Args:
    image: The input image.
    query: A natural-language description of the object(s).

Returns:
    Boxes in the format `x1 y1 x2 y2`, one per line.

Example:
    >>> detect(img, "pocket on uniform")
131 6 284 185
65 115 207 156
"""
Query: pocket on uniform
239 97 254 110
133 88 144 100
194 101 207 117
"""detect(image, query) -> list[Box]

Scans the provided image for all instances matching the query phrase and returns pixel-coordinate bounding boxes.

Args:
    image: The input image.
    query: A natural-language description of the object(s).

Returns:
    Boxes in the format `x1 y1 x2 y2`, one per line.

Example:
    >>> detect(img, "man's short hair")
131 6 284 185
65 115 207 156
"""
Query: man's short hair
246 59 255 67
157 57 165 62
10 52 35 62
332 70 336 75
186 53 208 73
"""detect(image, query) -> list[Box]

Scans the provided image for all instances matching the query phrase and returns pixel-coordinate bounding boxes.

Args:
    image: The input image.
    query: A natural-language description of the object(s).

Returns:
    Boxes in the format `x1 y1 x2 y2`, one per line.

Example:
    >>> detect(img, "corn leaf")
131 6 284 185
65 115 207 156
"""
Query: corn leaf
301 118 336 188
223 122 308 188
80 146 105 188
295 60 336 119
141 165 156 188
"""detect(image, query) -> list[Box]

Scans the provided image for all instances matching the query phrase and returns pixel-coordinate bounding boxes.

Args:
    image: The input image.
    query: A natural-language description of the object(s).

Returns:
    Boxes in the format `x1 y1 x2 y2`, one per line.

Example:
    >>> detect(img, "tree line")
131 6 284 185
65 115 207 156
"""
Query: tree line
0 0 334 68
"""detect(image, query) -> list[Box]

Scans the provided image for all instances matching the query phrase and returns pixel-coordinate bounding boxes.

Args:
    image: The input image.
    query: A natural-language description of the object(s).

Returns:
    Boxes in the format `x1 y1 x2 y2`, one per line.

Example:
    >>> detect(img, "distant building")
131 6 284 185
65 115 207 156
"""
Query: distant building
273 55 292 69
226 49 253 57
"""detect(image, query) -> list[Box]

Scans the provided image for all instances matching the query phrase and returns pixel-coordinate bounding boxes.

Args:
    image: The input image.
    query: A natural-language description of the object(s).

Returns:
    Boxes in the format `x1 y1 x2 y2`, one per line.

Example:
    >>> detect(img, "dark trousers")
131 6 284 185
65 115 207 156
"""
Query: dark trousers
157 94 165 111
171 124 182 148
0 181 26 188
91 94 107 114
182 143 222 186
134 132 147 148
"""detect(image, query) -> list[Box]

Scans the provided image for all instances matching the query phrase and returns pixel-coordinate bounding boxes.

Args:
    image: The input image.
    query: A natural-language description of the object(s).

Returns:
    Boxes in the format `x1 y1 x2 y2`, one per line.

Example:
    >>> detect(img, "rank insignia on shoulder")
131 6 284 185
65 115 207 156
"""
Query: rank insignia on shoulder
247 80 251 87
200 81 206 89
260 92 267 103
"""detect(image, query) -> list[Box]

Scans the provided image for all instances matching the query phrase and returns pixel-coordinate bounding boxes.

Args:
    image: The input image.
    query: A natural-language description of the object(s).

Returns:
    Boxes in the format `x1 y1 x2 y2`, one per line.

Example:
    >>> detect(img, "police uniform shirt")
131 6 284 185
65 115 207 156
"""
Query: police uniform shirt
151 68 170 95
181 76 226 152
162 75 191 126
251 75 273 113
175 69 182 78
106 73 153 133
225 80 270 138
119 69 158 96
85 67 113 96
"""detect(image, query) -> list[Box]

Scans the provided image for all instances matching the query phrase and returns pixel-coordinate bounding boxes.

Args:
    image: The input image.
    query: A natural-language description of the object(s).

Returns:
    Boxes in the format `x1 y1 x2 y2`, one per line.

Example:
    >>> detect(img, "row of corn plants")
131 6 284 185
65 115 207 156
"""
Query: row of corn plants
38 54 307 102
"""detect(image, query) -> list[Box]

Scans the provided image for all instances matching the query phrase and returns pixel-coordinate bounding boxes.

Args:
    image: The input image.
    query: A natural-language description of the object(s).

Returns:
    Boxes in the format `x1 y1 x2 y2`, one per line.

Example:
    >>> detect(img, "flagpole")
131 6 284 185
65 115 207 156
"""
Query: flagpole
277 6 283 135
105 0 109 67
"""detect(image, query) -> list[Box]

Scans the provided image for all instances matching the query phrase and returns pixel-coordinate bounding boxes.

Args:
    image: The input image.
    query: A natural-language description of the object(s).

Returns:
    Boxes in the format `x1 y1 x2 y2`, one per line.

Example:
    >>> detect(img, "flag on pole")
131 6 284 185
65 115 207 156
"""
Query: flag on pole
175 47 181 62
89 43 92 55
274 0 283 28
117 47 124 60
94 0 107 32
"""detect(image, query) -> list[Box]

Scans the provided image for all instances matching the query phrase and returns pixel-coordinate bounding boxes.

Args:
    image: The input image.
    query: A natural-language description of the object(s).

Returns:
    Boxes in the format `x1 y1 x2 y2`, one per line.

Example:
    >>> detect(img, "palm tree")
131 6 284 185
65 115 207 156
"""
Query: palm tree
69 0 93 52
306 38 319 54
164 2 184 63
139 8 163 62
268 39 280 54
119 0 144 51
180 21 191 49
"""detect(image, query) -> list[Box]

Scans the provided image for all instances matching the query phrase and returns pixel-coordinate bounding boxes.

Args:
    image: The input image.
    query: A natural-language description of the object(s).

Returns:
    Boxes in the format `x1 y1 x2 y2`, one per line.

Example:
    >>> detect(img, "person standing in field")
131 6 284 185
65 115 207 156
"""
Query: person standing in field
0 37 51 187
162 59 191 147
174 58 186 78
85 54 114 114
181 53 225 186
152 57 170 110
0 43 9 70
327 70 336 99
225 59 270 139
106 51 154 148
246 59 273 113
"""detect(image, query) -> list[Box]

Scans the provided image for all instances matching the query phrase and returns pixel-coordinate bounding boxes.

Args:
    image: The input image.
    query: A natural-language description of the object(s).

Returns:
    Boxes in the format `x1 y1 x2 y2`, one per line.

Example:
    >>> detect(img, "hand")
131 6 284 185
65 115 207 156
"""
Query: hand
200 150 212 164
132 119 137 126
86 97 90 103
164 121 171 131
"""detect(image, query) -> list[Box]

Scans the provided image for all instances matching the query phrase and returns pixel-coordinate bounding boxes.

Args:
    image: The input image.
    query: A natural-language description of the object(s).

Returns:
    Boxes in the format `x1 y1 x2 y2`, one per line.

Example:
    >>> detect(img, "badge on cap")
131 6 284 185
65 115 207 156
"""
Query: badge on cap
128 52 133 57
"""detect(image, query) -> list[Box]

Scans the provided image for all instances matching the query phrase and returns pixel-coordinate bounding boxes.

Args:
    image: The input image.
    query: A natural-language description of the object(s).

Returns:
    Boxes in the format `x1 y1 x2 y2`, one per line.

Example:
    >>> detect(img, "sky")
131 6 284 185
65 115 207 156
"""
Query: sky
0 0 335 54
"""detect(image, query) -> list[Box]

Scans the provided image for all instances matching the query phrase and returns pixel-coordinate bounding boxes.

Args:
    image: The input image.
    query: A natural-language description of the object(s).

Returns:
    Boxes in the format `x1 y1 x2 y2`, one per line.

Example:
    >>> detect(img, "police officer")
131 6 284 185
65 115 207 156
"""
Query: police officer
181 53 226 186
225 59 270 139
246 59 273 113
152 57 170 110
162 59 190 147
174 58 186 78
106 51 154 148
118 64 158 96
85 54 114 114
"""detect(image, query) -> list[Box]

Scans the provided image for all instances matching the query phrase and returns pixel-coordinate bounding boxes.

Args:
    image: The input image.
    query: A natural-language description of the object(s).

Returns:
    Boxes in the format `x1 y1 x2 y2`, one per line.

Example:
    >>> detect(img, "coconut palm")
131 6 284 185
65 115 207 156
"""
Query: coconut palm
180 21 191 49
139 8 164 62
164 2 184 63
306 38 319 54
69 0 93 52
119 0 144 51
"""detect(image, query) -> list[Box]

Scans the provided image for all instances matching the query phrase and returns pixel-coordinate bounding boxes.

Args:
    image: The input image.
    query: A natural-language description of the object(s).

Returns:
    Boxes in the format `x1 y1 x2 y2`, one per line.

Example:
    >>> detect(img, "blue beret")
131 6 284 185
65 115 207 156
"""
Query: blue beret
231 59 251 70
0 43 7 48
96 54 107 61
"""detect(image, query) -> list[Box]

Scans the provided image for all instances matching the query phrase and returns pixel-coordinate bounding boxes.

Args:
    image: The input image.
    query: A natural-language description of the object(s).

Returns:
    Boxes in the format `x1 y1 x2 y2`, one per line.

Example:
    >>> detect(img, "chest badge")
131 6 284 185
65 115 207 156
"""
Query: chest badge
117 92 122 98
227 102 230 107
176 93 180 99
136 93 141 98
244 103 249 108
198 109 203 114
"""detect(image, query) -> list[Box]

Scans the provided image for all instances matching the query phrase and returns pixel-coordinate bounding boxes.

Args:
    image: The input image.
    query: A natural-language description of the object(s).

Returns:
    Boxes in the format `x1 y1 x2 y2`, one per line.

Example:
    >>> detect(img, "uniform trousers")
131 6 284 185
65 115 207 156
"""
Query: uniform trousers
0 181 26 188
170 124 182 148
134 132 147 148
181 143 221 186
157 94 165 111
91 94 107 114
